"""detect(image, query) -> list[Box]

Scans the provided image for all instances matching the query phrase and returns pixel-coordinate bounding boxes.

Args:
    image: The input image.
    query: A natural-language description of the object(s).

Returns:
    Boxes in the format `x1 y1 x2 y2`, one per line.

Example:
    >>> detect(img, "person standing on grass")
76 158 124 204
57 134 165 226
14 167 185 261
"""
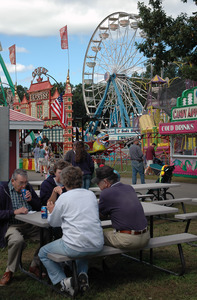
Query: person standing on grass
145 143 156 175
38 166 104 297
129 137 145 184
92 165 149 251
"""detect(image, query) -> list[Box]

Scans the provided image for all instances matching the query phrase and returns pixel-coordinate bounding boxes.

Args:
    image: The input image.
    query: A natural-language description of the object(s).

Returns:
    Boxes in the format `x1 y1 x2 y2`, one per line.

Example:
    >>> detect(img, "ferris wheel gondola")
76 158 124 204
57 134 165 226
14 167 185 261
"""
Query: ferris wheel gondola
82 12 150 135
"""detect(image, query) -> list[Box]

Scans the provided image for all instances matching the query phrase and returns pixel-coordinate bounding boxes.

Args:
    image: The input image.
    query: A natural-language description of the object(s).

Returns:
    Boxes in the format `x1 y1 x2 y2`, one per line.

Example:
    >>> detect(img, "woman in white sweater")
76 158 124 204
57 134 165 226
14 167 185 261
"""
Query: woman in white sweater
38 166 104 296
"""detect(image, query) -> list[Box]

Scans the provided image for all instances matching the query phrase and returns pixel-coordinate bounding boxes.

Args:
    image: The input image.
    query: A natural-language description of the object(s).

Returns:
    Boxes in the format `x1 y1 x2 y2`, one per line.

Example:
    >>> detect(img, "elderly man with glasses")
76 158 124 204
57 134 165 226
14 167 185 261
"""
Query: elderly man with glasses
0 169 42 286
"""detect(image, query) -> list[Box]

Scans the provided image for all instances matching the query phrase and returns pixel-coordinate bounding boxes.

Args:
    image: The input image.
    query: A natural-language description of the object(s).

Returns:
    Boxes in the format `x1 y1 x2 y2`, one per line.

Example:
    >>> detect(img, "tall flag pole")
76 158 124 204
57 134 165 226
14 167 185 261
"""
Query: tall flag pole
58 25 69 130
59 25 70 72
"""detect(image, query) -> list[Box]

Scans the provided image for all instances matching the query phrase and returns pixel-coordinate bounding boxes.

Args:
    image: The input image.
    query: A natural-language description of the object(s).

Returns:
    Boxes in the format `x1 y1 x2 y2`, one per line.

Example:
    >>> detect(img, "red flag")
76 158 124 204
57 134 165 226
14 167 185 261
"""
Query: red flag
51 94 68 129
59 26 68 49
9 44 16 65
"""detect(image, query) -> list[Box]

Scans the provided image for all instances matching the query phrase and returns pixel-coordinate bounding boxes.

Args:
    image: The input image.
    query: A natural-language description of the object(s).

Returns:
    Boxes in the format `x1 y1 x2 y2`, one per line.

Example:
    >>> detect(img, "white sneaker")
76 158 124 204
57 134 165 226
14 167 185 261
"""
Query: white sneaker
60 277 75 297
78 272 89 293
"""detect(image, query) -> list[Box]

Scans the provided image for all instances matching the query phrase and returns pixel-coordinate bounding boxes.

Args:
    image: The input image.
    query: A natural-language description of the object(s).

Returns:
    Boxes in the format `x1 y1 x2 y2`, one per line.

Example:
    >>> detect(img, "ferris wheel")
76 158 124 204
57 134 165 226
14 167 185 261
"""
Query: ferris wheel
82 12 150 135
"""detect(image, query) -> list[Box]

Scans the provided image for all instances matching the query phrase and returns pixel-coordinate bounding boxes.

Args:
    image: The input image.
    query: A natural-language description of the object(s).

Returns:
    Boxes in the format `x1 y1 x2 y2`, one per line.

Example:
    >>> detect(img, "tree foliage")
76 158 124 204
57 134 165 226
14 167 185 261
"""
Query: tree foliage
17 85 29 101
137 0 197 80
51 82 86 123
72 83 86 124
51 82 65 96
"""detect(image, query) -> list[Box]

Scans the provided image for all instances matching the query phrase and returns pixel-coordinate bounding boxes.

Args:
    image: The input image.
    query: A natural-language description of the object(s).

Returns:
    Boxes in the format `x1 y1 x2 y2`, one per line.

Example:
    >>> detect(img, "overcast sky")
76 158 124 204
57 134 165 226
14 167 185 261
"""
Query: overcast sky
0 0 196 87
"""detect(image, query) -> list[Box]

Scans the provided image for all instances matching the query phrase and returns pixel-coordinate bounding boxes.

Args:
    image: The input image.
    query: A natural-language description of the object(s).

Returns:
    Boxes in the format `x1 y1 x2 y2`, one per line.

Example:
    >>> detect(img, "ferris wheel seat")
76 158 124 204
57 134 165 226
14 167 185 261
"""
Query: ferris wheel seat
86 62 96 68
120 20 129 27
91 46 101 52
130 22 138 29
84 79 93 84
99 33 109 39
109 24 118 30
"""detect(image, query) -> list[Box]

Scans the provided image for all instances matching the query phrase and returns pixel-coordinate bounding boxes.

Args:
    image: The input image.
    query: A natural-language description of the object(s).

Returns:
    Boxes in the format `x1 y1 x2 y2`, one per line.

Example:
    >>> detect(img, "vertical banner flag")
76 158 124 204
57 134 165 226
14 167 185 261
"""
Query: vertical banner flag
51 94 68 129
60 26 68 49
9 44 16 65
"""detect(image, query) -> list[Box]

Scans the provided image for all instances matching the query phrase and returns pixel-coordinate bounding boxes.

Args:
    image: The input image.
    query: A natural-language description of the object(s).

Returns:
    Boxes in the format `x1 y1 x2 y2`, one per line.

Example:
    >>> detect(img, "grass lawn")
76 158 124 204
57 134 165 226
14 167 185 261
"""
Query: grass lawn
1 166 197 299
1 202 197 300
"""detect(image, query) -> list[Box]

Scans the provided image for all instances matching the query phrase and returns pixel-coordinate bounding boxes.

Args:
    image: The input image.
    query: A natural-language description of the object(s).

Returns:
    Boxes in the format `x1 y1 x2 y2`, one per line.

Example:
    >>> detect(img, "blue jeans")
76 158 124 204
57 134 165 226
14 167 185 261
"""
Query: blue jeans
131 161 145 185
38 238 101 285
82 174 92 189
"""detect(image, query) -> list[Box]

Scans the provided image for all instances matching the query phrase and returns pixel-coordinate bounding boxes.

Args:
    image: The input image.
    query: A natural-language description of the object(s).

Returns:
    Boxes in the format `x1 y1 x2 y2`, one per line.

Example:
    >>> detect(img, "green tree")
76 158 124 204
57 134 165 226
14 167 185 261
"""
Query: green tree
137 0 197 80
51 82 65 96
17 85 29 101
72 83 86 124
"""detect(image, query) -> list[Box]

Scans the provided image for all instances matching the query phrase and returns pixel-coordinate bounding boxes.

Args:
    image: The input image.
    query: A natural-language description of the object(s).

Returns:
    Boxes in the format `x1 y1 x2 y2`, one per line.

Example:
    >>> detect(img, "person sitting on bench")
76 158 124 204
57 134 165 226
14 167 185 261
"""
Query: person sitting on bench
38 166 104 297
0 169 43 286
93 165 150 250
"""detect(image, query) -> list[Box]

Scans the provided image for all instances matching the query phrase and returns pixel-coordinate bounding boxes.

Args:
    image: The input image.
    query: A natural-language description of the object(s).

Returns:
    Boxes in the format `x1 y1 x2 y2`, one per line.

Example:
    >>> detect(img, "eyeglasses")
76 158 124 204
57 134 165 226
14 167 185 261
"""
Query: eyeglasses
15 180 28 186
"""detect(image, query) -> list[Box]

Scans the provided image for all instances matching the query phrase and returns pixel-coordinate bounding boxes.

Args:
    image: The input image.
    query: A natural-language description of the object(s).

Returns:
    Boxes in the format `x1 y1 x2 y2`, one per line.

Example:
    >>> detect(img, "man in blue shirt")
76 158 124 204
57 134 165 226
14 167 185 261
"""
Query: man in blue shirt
93 165 149 250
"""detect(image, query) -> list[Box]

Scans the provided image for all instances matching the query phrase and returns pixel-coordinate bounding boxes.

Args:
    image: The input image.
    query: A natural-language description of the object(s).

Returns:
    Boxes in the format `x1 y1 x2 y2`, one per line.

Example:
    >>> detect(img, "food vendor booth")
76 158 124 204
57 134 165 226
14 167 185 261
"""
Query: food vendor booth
159 86 197 178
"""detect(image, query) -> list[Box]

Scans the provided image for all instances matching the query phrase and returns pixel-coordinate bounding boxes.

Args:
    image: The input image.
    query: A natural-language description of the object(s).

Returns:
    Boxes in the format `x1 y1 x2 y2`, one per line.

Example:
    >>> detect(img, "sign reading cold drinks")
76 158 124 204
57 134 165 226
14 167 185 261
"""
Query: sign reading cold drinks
159 120 197 134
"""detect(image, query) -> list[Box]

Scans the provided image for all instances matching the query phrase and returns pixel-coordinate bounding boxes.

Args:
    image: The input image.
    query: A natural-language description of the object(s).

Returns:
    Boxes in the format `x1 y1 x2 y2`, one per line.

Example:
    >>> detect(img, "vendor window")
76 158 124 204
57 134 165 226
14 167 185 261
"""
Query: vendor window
173 135 197 156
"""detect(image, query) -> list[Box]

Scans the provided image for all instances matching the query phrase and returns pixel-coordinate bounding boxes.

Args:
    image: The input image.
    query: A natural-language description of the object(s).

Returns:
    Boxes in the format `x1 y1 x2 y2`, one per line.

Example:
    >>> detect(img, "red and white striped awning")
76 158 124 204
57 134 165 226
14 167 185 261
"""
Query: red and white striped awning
9 109 44 130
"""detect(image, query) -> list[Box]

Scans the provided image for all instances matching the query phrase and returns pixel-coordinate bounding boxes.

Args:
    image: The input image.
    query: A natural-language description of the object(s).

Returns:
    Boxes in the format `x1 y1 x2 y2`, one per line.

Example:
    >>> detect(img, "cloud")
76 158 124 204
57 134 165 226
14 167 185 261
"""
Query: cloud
16 46 28 53
6 63 34 73
0 0 195 37
1 46 28 53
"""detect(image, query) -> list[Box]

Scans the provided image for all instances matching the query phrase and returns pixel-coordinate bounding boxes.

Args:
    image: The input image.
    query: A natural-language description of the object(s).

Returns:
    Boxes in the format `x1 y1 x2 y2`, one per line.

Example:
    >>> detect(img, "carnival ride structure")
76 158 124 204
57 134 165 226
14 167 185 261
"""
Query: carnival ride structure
0 53 15 106
82 12 152 136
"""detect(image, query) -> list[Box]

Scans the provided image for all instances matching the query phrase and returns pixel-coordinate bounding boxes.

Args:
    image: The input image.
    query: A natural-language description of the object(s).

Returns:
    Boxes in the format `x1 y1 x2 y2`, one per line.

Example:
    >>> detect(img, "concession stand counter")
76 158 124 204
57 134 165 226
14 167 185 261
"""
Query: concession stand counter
159 86 197 178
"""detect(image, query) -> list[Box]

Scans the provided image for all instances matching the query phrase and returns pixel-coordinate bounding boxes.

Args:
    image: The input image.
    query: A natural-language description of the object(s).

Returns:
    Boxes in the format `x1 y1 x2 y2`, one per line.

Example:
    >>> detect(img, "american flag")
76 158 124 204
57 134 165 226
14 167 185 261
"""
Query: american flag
51 94 67 129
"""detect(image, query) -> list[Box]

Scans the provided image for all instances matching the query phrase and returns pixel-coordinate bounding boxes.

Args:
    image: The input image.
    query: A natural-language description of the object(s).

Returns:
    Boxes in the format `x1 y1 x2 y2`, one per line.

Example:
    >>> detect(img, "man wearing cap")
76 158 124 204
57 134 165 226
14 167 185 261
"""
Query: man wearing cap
129 137 145 184
93 166 149 250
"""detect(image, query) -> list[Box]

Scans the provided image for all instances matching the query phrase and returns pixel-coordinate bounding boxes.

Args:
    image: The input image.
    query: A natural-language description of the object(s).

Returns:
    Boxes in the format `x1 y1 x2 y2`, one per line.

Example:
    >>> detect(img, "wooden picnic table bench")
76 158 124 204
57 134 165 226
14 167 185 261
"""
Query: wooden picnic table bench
47 233 197 297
